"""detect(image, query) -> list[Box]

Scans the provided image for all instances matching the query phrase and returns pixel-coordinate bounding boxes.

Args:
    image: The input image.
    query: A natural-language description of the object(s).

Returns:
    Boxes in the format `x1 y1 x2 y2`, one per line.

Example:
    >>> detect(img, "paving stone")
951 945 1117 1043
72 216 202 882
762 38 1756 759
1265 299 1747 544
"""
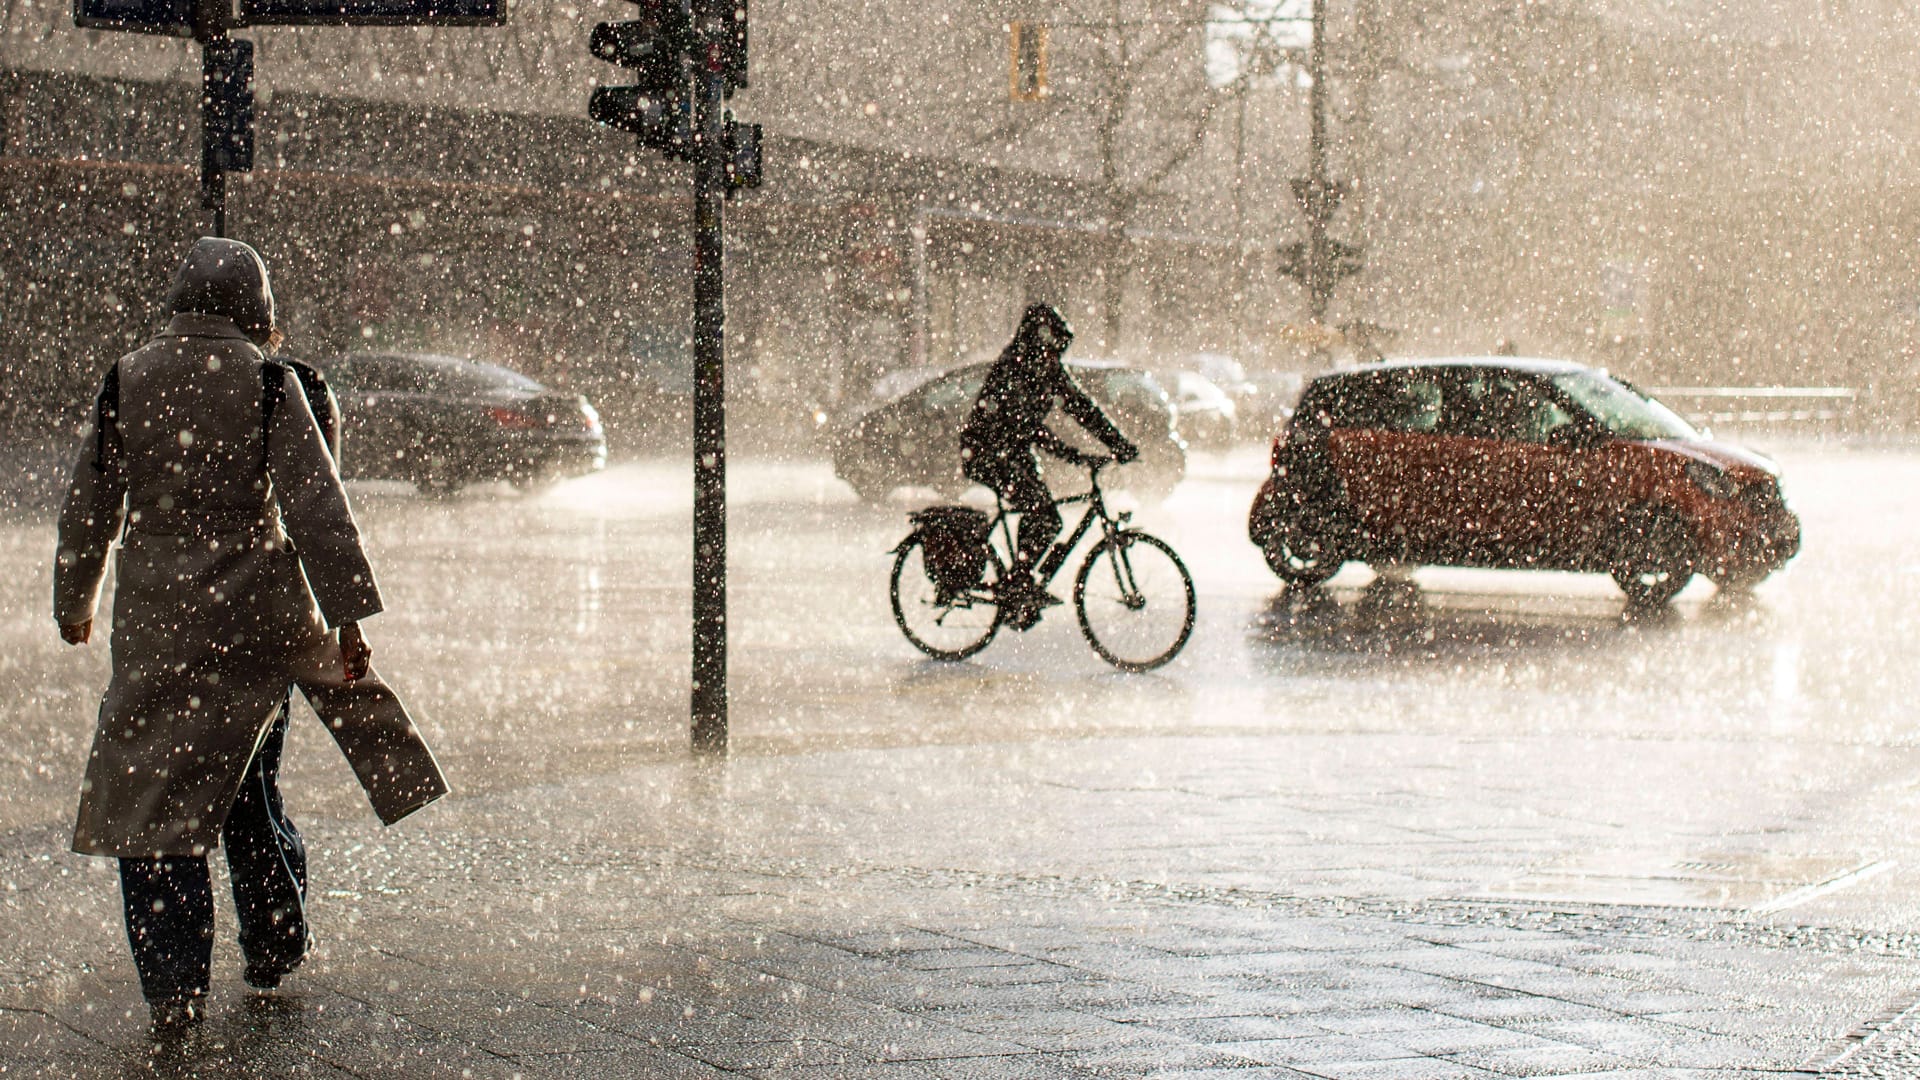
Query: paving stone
1440 1042 1637 1076
941 1007 1163 1053
1433 994 1624 1026
742 1060 952 1080
676 1036 875 1070
514 1047 732 1079
1143 1013 1327 1043
1128 1060 1328 1068
1211 1033 1422 1068
372 989 634 1054
1295 1057 1507 1080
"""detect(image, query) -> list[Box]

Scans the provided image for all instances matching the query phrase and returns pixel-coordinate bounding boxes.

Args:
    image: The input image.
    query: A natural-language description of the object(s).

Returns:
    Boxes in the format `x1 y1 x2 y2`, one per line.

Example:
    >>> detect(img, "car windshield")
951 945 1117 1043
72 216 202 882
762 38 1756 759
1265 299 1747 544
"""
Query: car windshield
1550 370 1697 440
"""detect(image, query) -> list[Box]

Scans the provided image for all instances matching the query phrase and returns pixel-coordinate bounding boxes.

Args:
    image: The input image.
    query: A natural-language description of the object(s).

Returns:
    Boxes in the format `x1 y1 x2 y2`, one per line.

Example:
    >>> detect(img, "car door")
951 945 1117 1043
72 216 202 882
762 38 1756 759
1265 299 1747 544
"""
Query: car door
1426 368 1516 561
1369 369 1454 558
902 368 984 489
1429 370 1593 565
1322 370 1439 557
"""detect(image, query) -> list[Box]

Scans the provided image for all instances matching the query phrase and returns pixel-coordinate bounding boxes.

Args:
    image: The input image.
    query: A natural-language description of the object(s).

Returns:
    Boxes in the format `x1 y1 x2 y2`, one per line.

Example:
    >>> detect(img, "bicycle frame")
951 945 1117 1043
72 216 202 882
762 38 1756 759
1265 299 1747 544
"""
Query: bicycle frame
985 463 1129 588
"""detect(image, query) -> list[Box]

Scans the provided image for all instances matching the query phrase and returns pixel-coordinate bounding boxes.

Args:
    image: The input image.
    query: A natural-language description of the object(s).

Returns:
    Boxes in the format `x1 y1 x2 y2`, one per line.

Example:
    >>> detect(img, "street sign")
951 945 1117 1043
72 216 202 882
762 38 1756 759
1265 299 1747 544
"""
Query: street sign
238 0 502 25
1289 176 1348 224
73 0 192 35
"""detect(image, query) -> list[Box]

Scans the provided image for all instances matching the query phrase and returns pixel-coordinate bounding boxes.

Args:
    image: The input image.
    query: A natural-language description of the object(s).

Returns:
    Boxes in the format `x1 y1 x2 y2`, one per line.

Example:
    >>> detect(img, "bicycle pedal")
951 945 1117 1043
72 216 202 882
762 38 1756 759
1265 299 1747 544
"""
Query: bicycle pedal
1005 606 1042 631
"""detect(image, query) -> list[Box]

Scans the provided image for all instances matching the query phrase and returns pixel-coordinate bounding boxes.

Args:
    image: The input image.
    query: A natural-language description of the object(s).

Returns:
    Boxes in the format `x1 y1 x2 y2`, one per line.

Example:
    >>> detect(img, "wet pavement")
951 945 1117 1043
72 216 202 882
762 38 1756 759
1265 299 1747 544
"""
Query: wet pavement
4 437 1920 1076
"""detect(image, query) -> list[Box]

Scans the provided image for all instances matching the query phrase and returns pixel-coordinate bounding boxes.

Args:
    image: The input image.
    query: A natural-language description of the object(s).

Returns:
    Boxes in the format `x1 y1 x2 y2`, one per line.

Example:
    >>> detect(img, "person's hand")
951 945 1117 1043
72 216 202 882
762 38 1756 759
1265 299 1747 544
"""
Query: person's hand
340 621 371 682
1114 442 1140 466
59 619 91 645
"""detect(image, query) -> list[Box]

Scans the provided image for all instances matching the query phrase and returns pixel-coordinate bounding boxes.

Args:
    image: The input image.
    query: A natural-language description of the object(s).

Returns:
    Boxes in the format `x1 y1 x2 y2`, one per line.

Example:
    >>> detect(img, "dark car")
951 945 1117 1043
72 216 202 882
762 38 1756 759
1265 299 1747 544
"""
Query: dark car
1248 357 1801 606
833 360 1187 504
315 351 606 494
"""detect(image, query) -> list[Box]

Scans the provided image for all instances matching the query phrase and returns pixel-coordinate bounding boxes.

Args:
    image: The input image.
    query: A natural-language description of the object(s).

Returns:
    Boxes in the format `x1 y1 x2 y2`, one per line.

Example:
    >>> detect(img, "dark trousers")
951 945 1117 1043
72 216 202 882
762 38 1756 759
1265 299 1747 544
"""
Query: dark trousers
118 707 308 1003
963 448 1060 571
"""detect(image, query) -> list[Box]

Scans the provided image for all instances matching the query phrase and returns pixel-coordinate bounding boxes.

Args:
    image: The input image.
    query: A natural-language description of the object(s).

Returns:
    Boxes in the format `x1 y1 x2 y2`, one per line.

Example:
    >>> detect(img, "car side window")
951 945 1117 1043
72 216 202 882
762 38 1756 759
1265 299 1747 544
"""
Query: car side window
1316 374 1391 430
921 374 981 413
1441 372 1574 444
1383 373 1443 433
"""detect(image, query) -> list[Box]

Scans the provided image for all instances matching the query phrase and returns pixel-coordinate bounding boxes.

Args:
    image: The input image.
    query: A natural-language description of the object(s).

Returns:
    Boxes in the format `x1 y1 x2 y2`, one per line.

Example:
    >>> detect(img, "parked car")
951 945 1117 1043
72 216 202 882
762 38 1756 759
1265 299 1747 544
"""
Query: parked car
314 351 606 494
833 359 1187 504
1158 369 1238 449
1239 368 1305 438
1247 357 1802 606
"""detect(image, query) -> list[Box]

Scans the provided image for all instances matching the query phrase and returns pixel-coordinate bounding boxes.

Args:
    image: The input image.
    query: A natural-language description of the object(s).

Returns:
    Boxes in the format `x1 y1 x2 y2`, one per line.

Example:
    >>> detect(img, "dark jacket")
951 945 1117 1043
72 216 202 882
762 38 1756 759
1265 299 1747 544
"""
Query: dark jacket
959 345 1132 468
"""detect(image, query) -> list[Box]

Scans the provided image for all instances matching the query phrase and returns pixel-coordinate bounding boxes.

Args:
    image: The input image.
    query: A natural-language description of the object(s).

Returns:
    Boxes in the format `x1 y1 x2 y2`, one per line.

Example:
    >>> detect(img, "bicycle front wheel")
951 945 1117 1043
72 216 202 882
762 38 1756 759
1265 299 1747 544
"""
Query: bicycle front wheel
891 539 1001 661
1075 530 1196 672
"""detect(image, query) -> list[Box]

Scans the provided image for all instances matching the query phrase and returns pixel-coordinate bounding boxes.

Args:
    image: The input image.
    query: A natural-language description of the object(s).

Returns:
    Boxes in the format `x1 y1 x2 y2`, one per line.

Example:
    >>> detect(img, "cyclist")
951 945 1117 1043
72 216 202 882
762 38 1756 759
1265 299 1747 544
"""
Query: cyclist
960 304 1139 618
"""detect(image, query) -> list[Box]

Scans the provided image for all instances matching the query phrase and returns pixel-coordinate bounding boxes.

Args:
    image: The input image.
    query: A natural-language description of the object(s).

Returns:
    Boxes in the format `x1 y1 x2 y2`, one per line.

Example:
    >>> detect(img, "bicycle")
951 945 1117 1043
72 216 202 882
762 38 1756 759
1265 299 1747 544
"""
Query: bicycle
889 458 1197 672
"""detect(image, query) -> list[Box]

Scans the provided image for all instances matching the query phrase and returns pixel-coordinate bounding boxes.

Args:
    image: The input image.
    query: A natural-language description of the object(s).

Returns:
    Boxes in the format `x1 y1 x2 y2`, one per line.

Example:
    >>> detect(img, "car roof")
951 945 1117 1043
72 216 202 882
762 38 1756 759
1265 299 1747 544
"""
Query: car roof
1308 356 1597 383
328 351 477 367
321 351 544 389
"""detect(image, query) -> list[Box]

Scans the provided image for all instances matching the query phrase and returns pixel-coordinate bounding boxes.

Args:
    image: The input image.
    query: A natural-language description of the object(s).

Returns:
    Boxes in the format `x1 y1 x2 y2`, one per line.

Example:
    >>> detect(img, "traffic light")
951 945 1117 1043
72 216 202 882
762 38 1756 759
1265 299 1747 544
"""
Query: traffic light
723 113 760 191
203 38 254 172
588 0 694 160
1276 238 1363 286
73 0 192 35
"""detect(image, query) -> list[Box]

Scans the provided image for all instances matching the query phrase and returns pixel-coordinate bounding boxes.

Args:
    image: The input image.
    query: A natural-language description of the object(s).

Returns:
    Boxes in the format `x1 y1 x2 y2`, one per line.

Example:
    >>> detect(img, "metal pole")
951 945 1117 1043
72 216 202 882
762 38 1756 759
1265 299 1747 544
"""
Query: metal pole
689 17 728 754
194 0 226 237
1305 0 1328 322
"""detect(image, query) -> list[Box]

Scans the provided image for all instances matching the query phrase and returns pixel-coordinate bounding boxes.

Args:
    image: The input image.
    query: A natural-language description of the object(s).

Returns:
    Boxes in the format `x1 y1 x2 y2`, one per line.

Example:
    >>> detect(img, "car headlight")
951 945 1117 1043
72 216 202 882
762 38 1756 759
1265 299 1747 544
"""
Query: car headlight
1686 460 1738 499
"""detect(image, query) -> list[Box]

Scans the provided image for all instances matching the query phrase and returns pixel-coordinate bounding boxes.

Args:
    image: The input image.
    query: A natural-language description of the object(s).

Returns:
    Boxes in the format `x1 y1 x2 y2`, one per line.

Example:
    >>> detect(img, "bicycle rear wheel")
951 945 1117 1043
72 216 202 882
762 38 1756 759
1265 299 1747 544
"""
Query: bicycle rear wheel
1074 530 1195 672
891 538 1001 660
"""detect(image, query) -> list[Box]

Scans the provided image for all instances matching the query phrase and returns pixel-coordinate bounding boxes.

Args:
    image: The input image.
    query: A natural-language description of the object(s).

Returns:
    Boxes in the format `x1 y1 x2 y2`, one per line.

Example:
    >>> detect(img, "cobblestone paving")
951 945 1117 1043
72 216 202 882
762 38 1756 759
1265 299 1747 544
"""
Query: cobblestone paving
4 802 1917 1078
1822 994 1920 1078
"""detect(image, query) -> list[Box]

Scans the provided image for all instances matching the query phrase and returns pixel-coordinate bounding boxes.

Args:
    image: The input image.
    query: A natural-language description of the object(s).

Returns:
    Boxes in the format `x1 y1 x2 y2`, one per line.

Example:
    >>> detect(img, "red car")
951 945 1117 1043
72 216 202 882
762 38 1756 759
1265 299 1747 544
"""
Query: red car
1248 358 1801 606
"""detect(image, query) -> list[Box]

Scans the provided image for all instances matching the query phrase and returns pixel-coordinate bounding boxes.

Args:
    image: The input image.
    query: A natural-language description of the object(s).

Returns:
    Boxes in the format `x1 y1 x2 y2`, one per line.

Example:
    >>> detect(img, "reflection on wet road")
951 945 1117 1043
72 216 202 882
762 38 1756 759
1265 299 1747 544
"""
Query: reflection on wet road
6 440 1920 929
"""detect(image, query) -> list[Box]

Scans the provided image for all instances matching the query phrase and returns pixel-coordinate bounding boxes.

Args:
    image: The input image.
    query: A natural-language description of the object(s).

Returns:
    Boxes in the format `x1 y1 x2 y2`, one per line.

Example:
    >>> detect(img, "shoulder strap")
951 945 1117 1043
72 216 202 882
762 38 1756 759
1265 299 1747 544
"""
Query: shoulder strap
286 359 339 461
91 362 120 474
260 359 286 470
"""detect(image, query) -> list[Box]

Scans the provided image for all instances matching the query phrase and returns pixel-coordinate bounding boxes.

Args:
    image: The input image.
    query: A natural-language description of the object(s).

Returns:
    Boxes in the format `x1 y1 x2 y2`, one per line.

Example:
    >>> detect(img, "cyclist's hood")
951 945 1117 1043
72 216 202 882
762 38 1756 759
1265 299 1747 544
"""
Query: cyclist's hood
1012 303 1073 357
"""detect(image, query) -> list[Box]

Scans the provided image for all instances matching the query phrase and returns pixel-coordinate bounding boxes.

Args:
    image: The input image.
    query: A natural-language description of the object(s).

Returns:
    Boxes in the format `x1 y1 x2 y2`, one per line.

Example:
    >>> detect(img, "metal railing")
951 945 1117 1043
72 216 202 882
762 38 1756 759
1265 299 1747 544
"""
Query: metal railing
1647 386 1861 429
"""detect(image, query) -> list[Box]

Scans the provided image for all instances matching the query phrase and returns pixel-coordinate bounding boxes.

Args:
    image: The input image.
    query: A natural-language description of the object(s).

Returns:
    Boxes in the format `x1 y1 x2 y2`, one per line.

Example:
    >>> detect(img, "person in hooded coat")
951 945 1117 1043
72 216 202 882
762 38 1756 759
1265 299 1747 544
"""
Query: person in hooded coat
54 237 447 1029
959 304 1139 618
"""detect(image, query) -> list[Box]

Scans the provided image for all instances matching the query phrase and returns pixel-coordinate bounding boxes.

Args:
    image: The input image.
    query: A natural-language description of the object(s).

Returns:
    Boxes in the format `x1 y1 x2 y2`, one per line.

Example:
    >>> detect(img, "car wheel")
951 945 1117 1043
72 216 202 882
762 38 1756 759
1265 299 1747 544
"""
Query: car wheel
1609 506 1696 608
1263 518 1344 586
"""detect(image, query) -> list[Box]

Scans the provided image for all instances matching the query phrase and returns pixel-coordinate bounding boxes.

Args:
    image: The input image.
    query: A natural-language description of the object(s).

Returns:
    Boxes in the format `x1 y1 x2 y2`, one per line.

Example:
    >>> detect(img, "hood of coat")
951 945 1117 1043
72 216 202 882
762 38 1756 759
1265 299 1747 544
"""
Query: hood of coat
164 237 276 347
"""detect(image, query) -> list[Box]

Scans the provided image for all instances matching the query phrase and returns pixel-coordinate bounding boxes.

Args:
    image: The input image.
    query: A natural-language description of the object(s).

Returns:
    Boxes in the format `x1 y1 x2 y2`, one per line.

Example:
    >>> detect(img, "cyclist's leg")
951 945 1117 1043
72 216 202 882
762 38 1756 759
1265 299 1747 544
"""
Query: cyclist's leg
1001 457 1060 607
1004 456 1058 572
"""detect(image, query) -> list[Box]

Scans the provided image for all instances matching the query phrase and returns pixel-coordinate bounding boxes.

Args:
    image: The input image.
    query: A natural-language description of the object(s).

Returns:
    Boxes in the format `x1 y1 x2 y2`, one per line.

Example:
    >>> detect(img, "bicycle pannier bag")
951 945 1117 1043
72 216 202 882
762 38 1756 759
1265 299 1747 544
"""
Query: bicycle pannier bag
910 505 990 597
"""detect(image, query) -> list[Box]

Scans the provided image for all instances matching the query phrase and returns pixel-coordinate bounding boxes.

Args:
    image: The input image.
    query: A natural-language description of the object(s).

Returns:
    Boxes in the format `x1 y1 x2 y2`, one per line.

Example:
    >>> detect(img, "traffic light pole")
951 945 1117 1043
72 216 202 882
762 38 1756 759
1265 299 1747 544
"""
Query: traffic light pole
1304 0 1327 321
194 0 227 237
689 26 728 754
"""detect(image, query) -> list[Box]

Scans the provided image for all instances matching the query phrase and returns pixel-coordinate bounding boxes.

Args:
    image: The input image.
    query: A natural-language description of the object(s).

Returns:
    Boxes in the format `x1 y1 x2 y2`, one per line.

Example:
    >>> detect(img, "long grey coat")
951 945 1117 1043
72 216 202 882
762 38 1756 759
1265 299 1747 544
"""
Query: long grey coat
56 257 446 858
